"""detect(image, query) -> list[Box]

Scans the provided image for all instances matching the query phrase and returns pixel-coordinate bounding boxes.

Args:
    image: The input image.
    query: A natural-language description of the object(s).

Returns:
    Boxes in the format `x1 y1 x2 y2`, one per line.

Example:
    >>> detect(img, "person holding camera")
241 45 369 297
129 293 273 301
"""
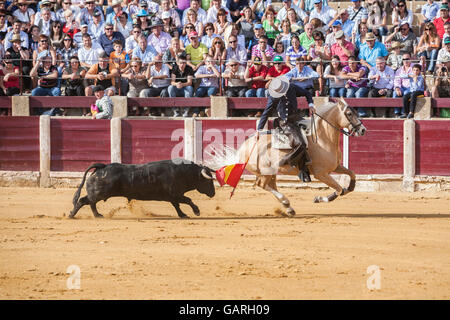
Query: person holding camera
431 56 450 98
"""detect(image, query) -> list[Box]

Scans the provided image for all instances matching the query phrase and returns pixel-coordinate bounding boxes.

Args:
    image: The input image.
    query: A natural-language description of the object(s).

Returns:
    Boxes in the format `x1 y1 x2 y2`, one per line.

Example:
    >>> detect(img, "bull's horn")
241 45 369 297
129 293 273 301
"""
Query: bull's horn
201 168 214 180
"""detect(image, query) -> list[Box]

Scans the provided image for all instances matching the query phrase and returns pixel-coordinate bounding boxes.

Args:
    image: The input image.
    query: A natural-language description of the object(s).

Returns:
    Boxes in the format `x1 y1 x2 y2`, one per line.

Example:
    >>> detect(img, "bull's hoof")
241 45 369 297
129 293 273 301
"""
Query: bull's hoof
313 196 320 203
192 206 200 216
179 214 190 219
68 213 75 219
94 214 104 218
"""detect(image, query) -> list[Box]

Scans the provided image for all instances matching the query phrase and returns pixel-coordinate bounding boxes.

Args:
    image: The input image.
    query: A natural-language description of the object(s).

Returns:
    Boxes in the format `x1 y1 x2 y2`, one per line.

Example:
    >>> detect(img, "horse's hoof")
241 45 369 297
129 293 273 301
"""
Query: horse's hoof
94 214 104 218
286 207 296 216
179 214 190 219
313 196 320 203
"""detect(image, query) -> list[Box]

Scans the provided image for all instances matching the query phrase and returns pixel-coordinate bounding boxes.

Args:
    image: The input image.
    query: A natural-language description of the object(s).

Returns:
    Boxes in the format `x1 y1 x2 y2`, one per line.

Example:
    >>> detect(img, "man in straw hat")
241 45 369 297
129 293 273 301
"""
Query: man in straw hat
257 75 313 182
6 33 31 90
358 31 388 68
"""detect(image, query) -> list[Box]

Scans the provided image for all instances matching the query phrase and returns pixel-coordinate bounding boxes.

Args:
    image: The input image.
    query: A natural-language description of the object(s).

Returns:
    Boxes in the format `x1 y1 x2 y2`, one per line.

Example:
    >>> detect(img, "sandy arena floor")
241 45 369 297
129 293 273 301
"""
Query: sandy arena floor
0 185 449 300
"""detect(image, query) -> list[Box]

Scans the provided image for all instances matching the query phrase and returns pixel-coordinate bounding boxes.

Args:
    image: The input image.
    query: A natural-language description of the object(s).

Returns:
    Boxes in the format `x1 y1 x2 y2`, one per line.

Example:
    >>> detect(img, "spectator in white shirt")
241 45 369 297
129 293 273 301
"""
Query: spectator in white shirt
182 0 207 25
157 0 181 28
276 0 307 23
78 33 103 69
125 25 142 54
132 35 158 66
88 10 105 41
34 0 57 26
4 19 30 50
206 0 232 24
226 35 247 66
12 0 35 31
309 0 337 28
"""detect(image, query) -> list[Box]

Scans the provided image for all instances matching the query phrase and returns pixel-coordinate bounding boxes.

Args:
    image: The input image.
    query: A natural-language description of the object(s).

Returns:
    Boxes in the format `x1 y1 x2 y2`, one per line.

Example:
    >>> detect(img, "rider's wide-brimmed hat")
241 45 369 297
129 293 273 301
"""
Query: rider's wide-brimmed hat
268 76 290 98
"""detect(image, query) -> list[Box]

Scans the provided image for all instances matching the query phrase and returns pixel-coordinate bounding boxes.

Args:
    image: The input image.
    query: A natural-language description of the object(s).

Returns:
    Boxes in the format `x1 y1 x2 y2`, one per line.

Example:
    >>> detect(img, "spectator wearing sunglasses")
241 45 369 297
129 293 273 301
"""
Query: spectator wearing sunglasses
391 0 413 32
122 57 149 102
180 23 196 48
251 35 275 65
223 58 247 98
201 22 220 49
226 35 247 66
0 55 20 100
98 22 125 56
384 22 417 56
78 0 104 26
12 0 35 30
88 10 106 42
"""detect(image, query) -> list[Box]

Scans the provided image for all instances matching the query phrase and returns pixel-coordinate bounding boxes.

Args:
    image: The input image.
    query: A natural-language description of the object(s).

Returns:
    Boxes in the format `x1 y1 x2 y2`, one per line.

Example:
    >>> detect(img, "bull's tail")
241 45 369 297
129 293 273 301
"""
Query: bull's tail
72 163 107 207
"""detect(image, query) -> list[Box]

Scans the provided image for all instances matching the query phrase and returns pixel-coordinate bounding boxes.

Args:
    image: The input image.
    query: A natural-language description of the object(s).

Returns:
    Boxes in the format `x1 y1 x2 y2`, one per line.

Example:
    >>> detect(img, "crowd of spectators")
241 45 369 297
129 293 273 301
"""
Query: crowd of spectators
0 0 449 117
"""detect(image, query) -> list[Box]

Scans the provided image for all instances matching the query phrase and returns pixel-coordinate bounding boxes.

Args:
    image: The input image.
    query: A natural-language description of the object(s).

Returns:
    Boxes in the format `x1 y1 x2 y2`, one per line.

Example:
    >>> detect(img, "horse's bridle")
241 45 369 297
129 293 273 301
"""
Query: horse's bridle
311 105 363 137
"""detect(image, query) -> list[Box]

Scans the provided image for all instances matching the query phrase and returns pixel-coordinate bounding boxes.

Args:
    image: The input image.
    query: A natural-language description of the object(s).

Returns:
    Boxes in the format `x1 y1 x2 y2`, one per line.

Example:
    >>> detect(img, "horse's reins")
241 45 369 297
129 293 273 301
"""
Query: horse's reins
310 108 362 140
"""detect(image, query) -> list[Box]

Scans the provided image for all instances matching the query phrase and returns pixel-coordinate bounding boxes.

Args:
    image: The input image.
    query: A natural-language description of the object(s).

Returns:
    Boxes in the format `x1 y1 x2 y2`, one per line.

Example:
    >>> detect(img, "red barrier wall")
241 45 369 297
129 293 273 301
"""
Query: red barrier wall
0 116 40 171
50 119 111 172
121 119 185 164
415 120 450 176
201 120 257 163
348 120 404 174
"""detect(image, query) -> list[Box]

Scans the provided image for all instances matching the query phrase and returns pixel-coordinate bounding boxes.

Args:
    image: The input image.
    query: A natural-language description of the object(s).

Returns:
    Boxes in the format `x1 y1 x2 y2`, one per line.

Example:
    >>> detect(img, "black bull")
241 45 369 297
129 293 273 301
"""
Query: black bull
69 160 216 219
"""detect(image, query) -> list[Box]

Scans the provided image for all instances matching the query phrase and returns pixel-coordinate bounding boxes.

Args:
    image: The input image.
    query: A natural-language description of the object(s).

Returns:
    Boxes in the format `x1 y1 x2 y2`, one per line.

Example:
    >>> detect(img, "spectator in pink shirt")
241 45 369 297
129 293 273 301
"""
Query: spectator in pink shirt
330 30 354 66
393 52 413 117
251 35 275 65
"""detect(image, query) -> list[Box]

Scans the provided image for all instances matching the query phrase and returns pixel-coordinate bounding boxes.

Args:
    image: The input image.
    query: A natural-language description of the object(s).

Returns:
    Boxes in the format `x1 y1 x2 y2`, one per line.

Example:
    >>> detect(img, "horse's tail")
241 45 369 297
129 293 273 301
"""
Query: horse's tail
204 144 240 171
72 163 106 207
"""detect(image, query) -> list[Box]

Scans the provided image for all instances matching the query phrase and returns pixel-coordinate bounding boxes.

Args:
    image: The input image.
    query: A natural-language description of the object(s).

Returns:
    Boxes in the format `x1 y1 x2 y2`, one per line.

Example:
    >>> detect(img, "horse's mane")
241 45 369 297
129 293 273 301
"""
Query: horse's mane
315 101 338 118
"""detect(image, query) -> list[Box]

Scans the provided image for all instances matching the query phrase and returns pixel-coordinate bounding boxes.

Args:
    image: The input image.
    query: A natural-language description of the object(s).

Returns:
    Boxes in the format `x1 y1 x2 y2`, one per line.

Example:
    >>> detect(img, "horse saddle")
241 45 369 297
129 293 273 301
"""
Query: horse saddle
272 117 311 150
272 128 292 149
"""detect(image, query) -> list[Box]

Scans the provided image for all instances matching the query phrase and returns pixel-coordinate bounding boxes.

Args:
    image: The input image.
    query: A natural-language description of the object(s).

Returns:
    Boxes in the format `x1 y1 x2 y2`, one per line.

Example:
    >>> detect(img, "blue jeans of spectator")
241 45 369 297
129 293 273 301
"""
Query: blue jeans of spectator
329 87 346 98
194 86 218 114
168 85 194 116
419 49 438 72
32 86 62 115
32 86 61 96
346 86 369 116
245 88 266 97
393 87 410 115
